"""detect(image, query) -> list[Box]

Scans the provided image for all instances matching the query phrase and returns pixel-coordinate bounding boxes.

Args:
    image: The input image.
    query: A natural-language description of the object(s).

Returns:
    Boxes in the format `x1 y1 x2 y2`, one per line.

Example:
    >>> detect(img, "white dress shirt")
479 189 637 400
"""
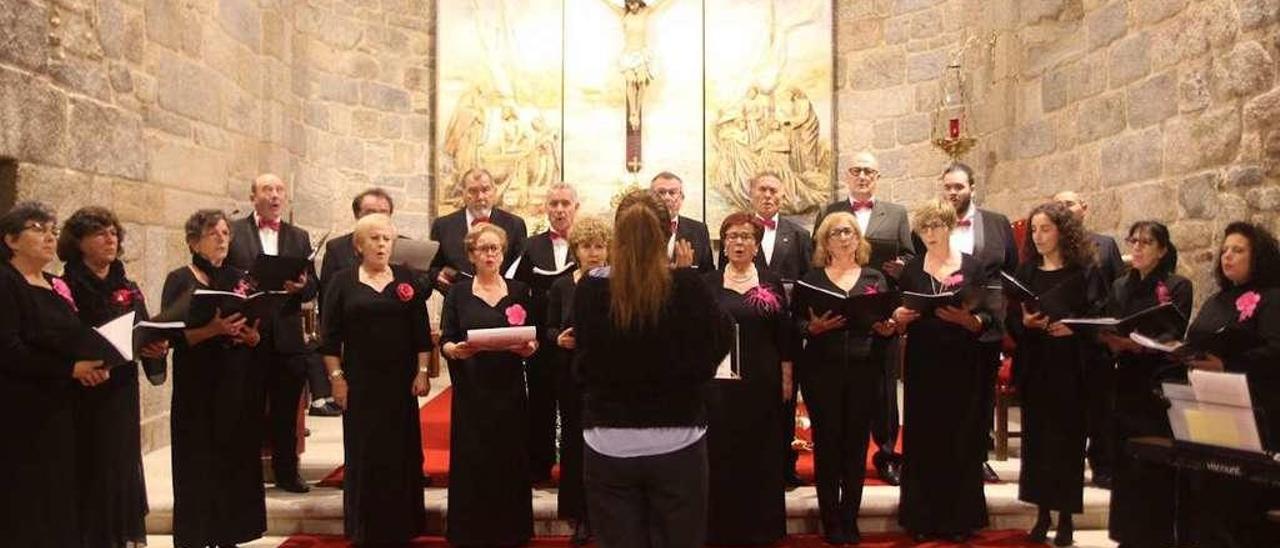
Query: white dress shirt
851 197 874 236
252 212 280 256
951 206 977 255
552 233 570 270
759 214 778 266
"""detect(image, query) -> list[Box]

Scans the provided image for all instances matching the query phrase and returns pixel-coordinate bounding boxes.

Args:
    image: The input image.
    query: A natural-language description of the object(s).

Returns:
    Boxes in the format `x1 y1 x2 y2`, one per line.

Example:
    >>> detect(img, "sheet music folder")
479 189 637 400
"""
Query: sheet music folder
794 280 900 332
1163 372 1268 453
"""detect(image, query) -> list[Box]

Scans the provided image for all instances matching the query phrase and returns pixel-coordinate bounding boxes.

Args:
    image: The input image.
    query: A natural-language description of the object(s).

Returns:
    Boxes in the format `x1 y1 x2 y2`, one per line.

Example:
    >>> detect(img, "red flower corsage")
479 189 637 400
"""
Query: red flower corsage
943 273 965 287
1155 281 1171 305
232 279 253 296
505 303 527 326
51 277 78 311
396 282 415 302
111 288 141 308
1237 290 1261 322
745 284 782 313
864 285 880 295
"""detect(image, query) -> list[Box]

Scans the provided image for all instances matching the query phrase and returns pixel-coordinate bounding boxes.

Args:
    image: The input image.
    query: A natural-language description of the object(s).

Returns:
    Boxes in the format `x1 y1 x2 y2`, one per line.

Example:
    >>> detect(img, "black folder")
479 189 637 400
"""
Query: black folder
999 270 1085 319
794 280 901 332
248 254 313 292
510 257 575 293
901 290 972 316
78 311 185 367
1061 302 1187 337
188 288 290 325
1133 325 1265 360
867 237 905 269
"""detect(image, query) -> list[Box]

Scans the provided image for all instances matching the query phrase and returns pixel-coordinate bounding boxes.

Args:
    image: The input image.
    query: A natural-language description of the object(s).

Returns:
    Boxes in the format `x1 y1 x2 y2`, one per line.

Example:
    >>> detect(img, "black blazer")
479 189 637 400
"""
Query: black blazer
523 231 563 272
320 232 358 291
427 207 527 291
1091 232 1126 283
226 214 318 355
674 215 716 273
816 198 916 267
716 216 813 282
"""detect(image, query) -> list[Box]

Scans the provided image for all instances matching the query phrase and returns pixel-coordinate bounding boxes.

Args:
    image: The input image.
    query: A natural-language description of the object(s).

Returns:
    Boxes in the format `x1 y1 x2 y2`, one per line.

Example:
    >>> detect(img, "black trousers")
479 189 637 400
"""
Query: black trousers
976 342 1001 461
526 348 558 478
802 360 878 535
585 437 708 548
303 352 331 401
782 373 799 478
870 338 902 462
263 351 307 478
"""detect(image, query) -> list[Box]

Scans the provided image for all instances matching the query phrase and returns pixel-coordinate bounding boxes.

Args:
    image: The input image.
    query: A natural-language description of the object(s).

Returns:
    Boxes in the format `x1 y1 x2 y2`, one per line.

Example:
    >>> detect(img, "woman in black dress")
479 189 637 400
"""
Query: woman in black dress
892 198 992 543
704 212 793 545
545 215 611 546
320 213 431 545
1098 221 1191 548
1010 202 1109 546
0 202 110 546
440 222 538 546
58 206 170 547
1181 222 1280 548
161 209 267 548
792 211 894 544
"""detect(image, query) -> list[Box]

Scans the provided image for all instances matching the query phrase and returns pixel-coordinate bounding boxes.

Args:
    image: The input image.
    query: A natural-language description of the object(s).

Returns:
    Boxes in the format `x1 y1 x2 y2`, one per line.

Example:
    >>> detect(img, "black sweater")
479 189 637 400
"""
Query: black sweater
574 268 731 429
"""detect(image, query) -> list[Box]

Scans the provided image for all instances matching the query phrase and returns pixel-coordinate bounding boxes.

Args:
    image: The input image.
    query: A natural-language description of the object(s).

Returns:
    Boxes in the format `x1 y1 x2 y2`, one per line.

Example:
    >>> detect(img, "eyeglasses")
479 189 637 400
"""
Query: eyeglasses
723 232 756 242
1125 237 1157 248
847 167 879 177
22 223 60 237
470 243 502 255
653 188 683 198
918 222 949 232
828 227 857 239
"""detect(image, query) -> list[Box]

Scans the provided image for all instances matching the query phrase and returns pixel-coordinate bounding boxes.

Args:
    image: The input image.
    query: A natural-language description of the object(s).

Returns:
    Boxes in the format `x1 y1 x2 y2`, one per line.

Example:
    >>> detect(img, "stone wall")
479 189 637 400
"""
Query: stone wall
984 0 1280 300
0 0 435 451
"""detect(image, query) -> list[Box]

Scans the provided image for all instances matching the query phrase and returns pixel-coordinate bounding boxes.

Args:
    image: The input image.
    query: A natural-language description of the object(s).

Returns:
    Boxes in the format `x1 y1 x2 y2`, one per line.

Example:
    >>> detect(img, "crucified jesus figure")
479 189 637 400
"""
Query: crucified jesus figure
598 0 671 131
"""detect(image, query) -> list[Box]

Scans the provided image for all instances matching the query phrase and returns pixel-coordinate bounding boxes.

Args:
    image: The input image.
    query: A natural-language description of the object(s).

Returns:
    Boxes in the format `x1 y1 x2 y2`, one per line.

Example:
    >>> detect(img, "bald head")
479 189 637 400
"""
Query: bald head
844 151 881 201
1053 191 1087 222
251 173 288 222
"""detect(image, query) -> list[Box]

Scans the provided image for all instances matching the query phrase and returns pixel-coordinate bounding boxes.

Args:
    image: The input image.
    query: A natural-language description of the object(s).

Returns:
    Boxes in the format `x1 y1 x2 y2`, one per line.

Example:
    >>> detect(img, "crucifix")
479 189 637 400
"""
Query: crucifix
598 0 671 173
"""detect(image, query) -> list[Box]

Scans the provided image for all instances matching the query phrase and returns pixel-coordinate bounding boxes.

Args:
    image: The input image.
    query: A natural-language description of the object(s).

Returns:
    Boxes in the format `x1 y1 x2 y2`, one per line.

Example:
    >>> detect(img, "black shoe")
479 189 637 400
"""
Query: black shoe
982 461 1000 482
945 531 972 543
911 531 931 543
875 459 901 486
1091 472 1113 489
844 526 861 544
276 474 311 493
1028 517 1050 543
821 532 845 545
784 471 804 488
422 473 432 487
309 400 344 416
570 519 593 546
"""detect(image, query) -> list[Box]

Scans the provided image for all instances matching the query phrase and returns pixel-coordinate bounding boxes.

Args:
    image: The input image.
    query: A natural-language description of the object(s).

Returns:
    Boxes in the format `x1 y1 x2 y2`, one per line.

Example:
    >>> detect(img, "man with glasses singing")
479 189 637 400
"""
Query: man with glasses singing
650 171 715 272
813 151 915 486
1054 190 1124 489
428 168 528 292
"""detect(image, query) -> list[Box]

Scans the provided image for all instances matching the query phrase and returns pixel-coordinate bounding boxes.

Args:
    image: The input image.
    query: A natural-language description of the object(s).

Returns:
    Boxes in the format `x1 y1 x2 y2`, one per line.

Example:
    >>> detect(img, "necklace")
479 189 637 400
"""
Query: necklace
726 265 756 283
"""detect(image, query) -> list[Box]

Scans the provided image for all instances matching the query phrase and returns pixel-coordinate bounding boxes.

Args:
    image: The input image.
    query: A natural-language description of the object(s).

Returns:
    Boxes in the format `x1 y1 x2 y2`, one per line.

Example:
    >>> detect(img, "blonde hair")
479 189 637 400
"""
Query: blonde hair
352 213 396 257
912 198 958 233
609 190 672 330
813 211 871 266
464 222 508 254
569 215 611 266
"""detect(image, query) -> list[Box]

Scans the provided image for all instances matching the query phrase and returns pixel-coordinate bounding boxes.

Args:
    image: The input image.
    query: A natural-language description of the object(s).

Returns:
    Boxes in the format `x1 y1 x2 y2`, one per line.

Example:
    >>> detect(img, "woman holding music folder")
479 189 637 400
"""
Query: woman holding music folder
1097 221 1191 548
544 215 611 545
1008 202 1109 546
439 221 538 546
701 212 793 545
0 202 110 545
319 213 431 545
59 206 170 547
890 198 992 543
791 210 894 544
573 190 730 547
160 209 267 548
1180 221 1280 548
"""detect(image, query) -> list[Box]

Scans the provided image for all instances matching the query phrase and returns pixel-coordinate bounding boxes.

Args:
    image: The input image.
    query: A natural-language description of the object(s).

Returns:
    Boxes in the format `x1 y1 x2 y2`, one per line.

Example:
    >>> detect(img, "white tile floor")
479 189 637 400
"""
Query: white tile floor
140 376 1117 547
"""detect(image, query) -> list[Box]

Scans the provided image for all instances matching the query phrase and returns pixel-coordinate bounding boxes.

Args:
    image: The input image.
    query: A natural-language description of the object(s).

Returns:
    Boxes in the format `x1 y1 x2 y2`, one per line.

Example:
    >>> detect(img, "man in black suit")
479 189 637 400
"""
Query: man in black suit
518 182 580 482
714 171 811 487
1055 190 1125 488
428 168 528 292
815 151 916 485
226 173 319 493
942 162 1019 482
650 171 715 272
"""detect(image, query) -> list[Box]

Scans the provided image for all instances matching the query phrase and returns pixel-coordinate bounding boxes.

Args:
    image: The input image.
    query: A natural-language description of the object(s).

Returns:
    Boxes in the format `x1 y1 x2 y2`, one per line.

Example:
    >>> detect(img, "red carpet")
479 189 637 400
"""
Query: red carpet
280 530 1047 547
317 391 977 488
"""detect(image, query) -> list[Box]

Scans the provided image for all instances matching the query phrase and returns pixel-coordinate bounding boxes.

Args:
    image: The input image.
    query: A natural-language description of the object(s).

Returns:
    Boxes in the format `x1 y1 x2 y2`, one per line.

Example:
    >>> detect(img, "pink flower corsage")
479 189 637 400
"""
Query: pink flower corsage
111 288 140 309
396 282 415 302
505 303 527 326
1237 290 1261 322
232 279 253 296
51 277 77 311
863 285 880 296
943 273 965 287
745 284 782 313
1155 281 1171 305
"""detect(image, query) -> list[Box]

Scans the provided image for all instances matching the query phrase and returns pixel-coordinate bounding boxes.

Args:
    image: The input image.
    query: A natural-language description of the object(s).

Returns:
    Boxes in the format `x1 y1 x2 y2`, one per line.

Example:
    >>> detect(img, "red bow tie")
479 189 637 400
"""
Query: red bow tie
549 230 565 241
851 199 874 211
757 216 777 230
257 217 281 231
956 219 973 228
471 216 490 227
